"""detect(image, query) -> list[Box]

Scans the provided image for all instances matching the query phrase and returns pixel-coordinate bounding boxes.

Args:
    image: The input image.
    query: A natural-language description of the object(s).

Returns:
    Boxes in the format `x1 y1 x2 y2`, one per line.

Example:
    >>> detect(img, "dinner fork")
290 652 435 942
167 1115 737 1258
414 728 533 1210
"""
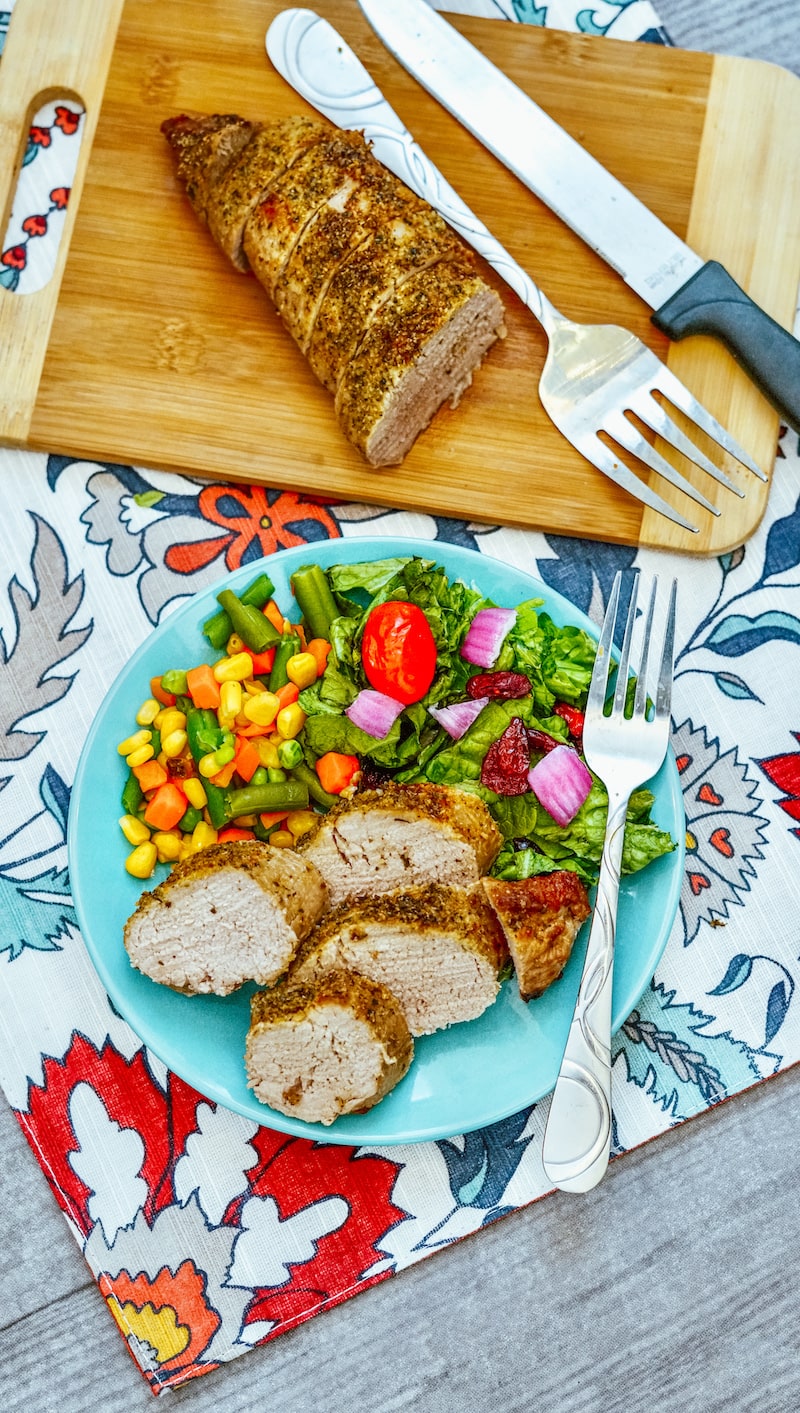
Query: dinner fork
266 10 765 534
541 570 677 1193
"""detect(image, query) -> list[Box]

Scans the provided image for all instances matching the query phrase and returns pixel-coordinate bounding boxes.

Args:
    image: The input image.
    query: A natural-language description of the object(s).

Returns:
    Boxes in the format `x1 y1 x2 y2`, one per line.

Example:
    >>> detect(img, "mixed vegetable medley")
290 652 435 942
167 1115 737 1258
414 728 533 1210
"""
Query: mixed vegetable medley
116 555 676 884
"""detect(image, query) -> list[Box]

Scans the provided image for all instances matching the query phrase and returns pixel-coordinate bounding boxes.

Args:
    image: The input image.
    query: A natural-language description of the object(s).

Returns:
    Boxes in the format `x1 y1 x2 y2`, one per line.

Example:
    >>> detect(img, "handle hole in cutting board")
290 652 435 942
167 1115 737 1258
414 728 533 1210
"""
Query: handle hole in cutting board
1 92 85 295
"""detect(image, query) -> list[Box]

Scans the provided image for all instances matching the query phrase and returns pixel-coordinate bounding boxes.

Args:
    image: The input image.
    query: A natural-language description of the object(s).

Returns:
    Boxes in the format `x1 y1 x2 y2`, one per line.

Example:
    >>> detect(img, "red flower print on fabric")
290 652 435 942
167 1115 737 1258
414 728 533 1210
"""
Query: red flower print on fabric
1 244 26 269
29 125 52 147
51 186 70 209
54 104 82 135
165 486 340 575
22 213 48 237
758 732 800 836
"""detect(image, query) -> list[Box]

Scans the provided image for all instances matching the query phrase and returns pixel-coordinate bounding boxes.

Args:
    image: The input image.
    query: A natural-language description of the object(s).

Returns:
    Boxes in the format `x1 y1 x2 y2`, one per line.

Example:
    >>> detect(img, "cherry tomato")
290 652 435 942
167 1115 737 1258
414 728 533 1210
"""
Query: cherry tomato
361 601 437 705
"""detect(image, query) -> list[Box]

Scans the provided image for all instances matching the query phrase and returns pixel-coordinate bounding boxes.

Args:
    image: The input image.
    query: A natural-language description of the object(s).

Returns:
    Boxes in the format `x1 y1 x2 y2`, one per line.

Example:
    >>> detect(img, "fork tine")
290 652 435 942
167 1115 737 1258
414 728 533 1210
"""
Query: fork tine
628 391 744 497
633 577 658 719
576 436 701 534
612 570 639 714
651 365 768 481
602 410 721 516
586 570 622 716
655 578 678 719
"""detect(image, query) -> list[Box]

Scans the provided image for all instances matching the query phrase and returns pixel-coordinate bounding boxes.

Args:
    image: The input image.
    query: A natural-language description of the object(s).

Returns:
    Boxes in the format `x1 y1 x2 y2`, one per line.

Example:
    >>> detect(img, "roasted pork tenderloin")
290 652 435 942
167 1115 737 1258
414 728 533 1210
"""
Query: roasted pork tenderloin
291 883 509 1036
123 840 327 996
161 112 505 465
481 872 591 1001
245 967 414 1124
297 782 503 908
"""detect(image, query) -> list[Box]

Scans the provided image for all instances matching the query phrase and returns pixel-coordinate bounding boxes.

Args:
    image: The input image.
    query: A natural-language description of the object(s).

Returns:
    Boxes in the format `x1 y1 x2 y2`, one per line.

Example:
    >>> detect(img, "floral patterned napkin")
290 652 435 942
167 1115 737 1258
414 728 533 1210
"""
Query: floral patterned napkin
3 0 800 1395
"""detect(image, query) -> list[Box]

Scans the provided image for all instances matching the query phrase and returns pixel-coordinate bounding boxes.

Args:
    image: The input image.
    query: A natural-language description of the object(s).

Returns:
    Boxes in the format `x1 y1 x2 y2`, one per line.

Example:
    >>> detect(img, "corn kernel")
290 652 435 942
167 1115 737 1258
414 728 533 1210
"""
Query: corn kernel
276 703 306 740
178 839 194 862
126 743 155 768
125 841 158 879
255 738 281 769
285 652 318 689
117 729 151 756
286 809 318 839
157 708 187 738
135 698 161 727
161 728 188 759
198 752 219 778
183 777 207 810
119 814 151 846
269 829 295 849
191 821 218 851
152 829 183 862
243 679 266 697
227 632 246 655
213 652 255 683
219 681 243 723
243 691 281 727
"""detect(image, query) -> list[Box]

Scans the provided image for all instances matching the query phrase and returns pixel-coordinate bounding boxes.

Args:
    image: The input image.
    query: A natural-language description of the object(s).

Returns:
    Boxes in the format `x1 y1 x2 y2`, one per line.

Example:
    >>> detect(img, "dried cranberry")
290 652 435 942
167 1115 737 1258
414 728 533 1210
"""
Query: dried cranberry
358 761 394 790
466 670 531 700
527 728 559 756
553 702 585 746
480 717 531 795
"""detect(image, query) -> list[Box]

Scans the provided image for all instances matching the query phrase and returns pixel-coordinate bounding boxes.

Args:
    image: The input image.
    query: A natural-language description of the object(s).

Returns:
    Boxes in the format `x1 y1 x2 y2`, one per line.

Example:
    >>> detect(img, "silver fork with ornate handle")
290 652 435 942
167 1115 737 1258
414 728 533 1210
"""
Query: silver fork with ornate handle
266 9 765 535
541 570 677 1193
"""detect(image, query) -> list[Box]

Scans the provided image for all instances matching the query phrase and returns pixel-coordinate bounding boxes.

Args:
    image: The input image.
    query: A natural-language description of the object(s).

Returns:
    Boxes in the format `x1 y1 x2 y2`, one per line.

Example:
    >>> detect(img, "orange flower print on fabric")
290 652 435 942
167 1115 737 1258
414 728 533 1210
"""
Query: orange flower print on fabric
165 485 340 576
54 104 82 135
100 1262 221 1386
22 213 47 237
29 124 52 147
1 244 26 270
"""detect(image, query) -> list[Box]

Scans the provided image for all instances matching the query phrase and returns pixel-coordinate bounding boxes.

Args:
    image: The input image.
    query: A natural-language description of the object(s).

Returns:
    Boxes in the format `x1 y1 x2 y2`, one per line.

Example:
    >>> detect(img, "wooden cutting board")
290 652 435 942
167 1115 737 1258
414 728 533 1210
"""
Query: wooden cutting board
2 0 800 553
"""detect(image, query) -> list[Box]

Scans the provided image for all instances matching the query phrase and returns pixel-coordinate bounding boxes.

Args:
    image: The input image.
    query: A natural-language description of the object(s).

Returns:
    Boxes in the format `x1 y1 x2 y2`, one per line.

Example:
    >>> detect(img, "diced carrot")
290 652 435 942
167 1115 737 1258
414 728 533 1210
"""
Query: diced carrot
209 758 237 788
263 599 285 633
315 752 360 795
150 675 177 707
186 663 221 710
306 638 331 675
274 680 299 710
217 826 255 843
234 734 261 783
259 810 291 829
133 759 169 793
235 721 273 737
144 781 189 831
247 646 276 676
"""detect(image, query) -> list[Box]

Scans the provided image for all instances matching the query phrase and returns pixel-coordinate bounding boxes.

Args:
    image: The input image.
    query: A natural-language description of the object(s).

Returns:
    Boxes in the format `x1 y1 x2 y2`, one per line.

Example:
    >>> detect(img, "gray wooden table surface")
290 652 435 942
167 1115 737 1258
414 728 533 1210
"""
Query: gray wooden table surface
3 3 799 1410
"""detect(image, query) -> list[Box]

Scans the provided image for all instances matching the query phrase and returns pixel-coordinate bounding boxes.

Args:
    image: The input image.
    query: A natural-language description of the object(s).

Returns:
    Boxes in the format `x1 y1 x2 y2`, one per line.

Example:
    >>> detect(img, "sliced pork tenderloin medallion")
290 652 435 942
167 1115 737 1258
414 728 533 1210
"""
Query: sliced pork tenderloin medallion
335 255 505 466
292 883 509 1036
245 968 414 1125
297 782 502 909
206 115 330 270
160 113 256 227
123 841 328 996
481 872 591 1002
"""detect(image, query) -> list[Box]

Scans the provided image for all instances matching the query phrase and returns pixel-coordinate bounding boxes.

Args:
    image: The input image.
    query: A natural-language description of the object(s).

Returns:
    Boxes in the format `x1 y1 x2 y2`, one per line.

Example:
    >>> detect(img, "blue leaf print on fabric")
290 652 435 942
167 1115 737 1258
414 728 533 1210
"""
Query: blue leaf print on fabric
619 982 762 1115
512 0 547 25
0 862 76 959
766 980 792 1047
708 953 753 995
703 611 800 656
714 672 763 703
536 537 637 616
436 1108 534 1211
282 518 335 543
763 494 800 579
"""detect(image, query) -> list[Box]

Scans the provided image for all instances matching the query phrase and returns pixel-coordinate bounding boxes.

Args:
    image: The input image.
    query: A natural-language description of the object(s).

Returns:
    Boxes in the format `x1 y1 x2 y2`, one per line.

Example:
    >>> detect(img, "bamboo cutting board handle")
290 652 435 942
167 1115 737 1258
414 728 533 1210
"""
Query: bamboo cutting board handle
0 0 124 445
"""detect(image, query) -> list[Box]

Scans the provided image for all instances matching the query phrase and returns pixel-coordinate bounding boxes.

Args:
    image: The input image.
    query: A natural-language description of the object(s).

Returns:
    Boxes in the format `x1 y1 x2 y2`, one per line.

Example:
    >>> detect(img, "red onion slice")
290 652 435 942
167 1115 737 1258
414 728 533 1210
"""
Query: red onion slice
460 607 517 667
345 689 405 740
428 696 490 740
527 744 592 827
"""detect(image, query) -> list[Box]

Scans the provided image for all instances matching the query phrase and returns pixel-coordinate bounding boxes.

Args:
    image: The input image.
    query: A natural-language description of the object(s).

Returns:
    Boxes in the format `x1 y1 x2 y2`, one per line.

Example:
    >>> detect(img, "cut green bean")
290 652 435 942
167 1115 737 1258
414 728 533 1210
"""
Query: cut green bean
121 772 143 815
290 564 340 640
290 761 339 812
203 572 275 649
203 780 230 830
178 805 203 833
216 589 281 654
225 779 309 820
268 632 301 692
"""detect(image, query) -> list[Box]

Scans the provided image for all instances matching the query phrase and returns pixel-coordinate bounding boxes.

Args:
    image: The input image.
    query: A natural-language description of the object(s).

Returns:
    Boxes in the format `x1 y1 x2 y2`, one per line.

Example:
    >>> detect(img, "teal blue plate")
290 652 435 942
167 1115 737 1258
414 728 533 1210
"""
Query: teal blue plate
68 537 685 1146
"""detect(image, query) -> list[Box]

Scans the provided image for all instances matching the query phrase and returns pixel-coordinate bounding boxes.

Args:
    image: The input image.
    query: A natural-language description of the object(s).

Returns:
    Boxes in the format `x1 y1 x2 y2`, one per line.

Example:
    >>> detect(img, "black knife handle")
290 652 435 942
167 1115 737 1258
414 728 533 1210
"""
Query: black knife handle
652 260 800 431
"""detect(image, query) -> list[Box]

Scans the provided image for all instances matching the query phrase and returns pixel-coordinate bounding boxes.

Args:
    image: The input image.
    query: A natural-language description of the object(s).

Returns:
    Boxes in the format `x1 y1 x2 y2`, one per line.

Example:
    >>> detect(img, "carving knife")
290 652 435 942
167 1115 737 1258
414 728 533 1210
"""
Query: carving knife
356 0 800 431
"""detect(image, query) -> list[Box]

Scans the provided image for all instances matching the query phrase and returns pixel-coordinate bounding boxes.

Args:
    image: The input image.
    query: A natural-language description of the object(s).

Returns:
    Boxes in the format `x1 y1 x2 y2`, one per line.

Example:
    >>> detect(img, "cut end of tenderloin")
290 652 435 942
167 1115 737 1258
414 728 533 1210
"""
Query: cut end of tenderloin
245 968 414 1124
481 871 591 1001
298 782 503 909
123 840 327 995
292 883 509 1036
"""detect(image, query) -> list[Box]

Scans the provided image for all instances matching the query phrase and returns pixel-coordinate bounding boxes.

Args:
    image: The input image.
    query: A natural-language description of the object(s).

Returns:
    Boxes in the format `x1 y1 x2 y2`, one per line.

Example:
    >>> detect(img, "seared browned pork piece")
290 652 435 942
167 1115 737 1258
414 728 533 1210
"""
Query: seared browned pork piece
123 840 327 996
482 872 591 1002
292 884 509 1036
245 968 413 1124
161 112 505 465
298 782 502 908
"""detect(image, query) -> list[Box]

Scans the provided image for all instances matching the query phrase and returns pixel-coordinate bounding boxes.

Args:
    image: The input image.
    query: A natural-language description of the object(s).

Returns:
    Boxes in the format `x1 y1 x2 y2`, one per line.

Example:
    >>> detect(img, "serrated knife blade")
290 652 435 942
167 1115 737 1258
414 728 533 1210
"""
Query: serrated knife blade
356 0 800 431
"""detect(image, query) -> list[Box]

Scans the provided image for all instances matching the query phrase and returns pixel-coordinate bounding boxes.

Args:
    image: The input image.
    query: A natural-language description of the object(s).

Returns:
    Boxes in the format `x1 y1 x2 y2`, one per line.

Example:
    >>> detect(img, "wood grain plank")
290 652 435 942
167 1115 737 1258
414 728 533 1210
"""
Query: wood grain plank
5 0 795 551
